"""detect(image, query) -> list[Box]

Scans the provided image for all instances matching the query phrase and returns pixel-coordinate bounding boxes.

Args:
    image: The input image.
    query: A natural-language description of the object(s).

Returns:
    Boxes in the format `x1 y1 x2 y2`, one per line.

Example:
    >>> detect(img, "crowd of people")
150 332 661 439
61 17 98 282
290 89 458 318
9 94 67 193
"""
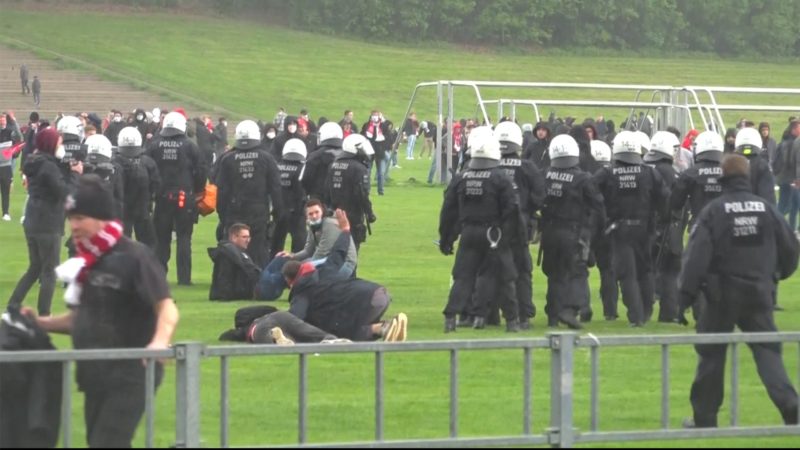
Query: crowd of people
2 101 800 440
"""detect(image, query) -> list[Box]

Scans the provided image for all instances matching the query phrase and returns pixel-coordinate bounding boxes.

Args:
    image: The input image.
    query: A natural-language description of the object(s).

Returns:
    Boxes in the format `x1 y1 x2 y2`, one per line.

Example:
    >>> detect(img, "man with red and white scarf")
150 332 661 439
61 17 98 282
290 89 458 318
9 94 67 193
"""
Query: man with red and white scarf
24 174 179 448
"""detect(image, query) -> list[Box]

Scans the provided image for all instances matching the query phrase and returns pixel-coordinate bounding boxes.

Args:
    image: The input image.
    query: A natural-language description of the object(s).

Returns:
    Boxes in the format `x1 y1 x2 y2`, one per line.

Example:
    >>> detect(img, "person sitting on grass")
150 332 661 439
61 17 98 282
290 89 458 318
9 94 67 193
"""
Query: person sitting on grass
208 223 261 301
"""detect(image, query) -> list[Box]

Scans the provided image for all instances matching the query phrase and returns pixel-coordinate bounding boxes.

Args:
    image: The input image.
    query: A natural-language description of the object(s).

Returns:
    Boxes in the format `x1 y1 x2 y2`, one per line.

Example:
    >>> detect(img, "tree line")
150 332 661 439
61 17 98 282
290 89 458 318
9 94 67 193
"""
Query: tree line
74 0 800 57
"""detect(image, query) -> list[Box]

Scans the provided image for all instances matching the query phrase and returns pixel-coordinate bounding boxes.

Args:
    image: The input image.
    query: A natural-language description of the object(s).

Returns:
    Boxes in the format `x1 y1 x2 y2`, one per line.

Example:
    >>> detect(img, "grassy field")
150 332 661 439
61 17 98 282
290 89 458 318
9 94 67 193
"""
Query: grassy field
1 8 800 448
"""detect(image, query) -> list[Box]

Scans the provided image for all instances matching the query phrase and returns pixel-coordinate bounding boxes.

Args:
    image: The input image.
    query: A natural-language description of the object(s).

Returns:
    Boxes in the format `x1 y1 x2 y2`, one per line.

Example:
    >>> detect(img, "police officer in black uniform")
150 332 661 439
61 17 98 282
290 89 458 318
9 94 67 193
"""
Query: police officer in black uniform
645 131 683 323
216 119 284 268
270 138 308 260
540 134 605 329
734 127 777 204
589 140 619 320
302 122 343 202
56 115 86 187
83 134 125 219
115 126 159 248
147 111 207 285
324 133 376 251
595 131 668 327
439 126 524 333
670 131 725 226
678 153 799 428
494 121 545 329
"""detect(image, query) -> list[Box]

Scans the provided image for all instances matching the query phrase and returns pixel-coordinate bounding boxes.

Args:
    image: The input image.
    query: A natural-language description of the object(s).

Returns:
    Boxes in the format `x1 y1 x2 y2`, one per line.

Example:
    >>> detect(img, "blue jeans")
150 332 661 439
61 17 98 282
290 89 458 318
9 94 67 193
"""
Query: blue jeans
375 154 390 194
255 257 354 301
405 134 417 159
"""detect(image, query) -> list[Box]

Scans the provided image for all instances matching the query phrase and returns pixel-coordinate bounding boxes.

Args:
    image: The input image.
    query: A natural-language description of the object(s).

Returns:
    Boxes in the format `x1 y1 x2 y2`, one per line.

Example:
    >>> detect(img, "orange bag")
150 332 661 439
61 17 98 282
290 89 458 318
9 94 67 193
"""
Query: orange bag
197 183 217 217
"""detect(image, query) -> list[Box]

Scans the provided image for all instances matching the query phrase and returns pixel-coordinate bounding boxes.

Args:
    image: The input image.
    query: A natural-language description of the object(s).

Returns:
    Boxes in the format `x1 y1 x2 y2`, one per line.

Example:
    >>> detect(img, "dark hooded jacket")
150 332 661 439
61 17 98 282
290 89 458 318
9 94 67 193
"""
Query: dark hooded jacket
570 125 601 174
23 153 69 235
523 122 551 169
271 116 299 158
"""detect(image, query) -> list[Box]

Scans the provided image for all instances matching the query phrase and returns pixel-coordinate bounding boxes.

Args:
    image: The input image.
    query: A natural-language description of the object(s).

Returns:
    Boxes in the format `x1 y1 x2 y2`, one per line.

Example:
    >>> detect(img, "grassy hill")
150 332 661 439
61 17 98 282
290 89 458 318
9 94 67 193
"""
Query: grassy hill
0 8 799 448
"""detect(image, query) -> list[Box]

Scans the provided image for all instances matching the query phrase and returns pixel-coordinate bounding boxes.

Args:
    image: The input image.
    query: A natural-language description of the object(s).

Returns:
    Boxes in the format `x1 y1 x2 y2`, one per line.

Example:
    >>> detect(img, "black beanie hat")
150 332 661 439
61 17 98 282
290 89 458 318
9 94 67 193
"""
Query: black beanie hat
65 174 114 220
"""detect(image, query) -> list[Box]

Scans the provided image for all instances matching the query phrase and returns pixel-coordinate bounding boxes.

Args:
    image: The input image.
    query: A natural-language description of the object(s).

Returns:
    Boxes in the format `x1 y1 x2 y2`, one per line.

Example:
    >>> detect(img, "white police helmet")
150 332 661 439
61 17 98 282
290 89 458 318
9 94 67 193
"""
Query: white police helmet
590 140 612 163
57 115 82 138
235 120 262 150
522 123 534 133
342 133 375 159
85 134 113 162
282 138 307 162
734 127 762 157
494 121 523 155
318 122 343 147
612 131 643 164
117 126 143 157
548 134 580 169
467 126 501 169
634 130 651 155
694 131 724 162
645 131 679 163
160 112 187 137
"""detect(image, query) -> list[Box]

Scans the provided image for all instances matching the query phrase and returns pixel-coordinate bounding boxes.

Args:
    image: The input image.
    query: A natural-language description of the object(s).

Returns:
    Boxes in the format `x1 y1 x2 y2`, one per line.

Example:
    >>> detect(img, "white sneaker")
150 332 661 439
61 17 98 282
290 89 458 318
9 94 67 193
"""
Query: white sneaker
269 327 295 346
2 214 10 222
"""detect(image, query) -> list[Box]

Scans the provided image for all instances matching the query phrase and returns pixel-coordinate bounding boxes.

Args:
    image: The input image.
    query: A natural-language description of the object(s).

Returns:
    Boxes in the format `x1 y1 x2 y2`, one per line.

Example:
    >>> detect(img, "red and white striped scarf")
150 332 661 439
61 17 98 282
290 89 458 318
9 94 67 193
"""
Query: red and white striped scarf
75 220 124 283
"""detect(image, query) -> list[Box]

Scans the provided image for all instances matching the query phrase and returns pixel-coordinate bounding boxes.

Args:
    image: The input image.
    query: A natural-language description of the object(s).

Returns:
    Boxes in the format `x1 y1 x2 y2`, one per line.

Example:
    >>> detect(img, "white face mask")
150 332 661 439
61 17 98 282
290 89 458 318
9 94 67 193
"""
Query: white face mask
288 125 297 133
372 115 379 122
266 131 276 139
55 145 66 160
136 114 144 121
308 218 322 227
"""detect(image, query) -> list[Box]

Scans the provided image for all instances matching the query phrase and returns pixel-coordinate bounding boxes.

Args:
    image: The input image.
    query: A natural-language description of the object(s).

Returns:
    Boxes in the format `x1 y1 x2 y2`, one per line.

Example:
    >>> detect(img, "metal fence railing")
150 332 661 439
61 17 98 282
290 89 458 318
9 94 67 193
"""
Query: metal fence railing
1 333 799 448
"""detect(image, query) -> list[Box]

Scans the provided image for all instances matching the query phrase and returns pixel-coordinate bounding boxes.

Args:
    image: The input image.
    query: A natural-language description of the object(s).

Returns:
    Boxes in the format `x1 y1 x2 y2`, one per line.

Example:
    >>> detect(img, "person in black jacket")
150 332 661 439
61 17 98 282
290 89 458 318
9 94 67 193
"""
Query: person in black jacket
325 134 376 250
0 309 62 448
115 127 159 248
280 209 406 342
523 121 551 169
271 138 308 260
734 127 777 205
678 154 799 428
147 111 207 285
270 116 299 158
302 122 343 202
102 110 126 146
209 223 261 301
7 128 76 316
215 120 284 267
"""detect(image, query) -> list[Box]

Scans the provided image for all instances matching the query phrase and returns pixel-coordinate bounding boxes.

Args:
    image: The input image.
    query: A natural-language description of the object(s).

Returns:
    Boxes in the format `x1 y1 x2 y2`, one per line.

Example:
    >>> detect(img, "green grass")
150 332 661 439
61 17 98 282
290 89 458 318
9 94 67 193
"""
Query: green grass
1 8 800 448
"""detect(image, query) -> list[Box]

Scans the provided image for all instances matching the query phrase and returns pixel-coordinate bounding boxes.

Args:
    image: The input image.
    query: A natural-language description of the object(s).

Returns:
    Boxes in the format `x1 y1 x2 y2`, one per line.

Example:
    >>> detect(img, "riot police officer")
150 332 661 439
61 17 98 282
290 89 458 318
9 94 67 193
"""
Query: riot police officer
147 111 208 285
494 121 545 329
589 140 619 320
302 122 343 202
325 133 376 251
115 126 159 248
644 131 683 322
271 138 308 259
83 134 124 219
671 131 725 225
678 153 799 428
216 120 284 268
439 126 524 333
734 127 777 204
540 135 605 329
595 131 668 327
56 115 85 187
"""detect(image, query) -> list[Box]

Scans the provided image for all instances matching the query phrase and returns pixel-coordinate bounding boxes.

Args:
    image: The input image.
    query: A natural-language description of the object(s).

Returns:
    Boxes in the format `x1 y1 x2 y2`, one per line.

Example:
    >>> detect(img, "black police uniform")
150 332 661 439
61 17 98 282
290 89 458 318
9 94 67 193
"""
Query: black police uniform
114 151 160 248
744 152 777 204
678 174 799 427
646 155 682 322
498 152 545 326
216 145 284 268
589 162 618 320
439 160 523 330
670 159 723 227
271 157 307 259
83 158 125 220
147 132 207 284
541 164 605 327
302 142 341 202
325 152 375 250
71 237 171 448
60 135 85 188
595 159 668 326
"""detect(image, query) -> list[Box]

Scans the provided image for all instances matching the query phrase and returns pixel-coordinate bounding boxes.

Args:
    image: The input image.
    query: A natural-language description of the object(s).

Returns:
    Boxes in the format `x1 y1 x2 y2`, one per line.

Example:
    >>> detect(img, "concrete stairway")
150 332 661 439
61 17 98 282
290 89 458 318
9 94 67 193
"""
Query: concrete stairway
0 44 228 127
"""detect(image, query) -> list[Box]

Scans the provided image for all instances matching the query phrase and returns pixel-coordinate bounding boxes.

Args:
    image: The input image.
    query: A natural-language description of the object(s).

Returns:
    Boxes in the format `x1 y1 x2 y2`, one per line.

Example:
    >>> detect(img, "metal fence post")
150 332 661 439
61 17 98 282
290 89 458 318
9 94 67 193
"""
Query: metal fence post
548 332 576 448
175 342 203 448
